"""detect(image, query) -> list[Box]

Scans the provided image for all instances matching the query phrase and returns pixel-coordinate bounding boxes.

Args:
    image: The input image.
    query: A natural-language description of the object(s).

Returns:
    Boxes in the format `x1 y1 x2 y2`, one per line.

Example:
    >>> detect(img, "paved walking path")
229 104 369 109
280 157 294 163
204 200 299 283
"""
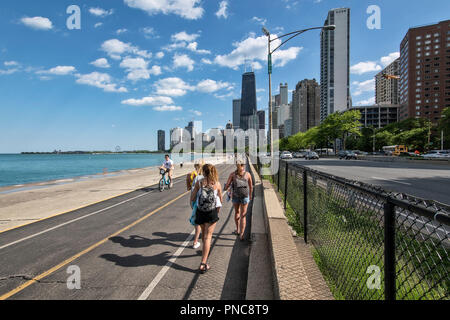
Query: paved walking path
0 163 259 300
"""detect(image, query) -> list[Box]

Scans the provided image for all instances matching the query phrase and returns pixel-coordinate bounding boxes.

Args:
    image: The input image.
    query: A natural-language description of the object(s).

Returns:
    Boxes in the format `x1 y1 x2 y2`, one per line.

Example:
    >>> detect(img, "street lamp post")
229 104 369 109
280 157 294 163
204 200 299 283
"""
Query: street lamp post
263 25 335 159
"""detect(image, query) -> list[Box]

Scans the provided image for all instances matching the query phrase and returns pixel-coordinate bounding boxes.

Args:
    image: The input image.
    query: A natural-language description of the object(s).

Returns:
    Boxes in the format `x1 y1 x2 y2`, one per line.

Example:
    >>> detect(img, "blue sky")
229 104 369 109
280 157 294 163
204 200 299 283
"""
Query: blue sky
0 0 449 153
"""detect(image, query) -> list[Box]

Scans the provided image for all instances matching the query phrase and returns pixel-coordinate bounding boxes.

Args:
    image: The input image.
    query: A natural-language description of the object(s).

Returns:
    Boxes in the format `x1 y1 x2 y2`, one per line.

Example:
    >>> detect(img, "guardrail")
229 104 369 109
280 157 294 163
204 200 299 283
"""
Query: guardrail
255 158 449 300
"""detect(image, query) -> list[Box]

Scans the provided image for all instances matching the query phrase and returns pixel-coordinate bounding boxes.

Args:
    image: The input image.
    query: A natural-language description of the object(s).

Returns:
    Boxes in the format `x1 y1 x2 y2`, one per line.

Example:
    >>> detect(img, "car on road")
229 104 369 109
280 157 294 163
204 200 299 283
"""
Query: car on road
338 150 358 160
353 150 368 156
305 151 319 160
280 151 293 159
421 150 450 159
293 151 307 158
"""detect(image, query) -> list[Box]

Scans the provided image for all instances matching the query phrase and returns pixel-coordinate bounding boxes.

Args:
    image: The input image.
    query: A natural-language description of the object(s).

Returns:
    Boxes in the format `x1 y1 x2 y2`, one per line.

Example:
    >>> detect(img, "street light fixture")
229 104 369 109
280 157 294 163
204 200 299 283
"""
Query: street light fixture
263 24 336 159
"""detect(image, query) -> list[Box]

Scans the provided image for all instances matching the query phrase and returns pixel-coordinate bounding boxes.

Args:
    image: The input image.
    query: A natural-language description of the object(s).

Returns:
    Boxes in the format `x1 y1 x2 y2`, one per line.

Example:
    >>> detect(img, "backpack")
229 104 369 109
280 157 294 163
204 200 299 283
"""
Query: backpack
233 172 249 200
197 183 216 212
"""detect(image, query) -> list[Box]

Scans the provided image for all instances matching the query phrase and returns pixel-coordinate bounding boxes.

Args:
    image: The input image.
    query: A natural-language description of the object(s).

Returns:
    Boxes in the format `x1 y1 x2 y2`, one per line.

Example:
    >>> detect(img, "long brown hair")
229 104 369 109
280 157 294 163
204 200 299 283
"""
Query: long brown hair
202 164 219 185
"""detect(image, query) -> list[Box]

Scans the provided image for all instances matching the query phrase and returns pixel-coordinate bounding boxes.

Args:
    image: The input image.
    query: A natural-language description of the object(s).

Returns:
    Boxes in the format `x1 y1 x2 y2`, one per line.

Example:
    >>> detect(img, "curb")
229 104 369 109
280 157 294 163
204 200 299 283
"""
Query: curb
247 162 315 300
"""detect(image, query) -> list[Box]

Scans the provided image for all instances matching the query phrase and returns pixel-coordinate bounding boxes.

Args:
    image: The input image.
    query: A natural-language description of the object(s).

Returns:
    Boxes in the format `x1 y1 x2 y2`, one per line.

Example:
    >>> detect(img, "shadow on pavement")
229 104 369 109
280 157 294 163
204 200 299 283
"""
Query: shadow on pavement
99 251 198 273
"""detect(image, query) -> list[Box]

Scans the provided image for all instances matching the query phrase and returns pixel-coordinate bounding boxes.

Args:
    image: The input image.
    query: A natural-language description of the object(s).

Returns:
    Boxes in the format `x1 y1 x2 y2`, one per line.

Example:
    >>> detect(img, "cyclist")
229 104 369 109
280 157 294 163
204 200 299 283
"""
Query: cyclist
160 154 174 188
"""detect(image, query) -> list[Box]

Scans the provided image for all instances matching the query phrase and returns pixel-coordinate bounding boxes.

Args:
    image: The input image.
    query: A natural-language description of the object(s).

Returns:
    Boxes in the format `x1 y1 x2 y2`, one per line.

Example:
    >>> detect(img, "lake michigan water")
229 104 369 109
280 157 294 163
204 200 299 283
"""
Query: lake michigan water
0 153 199 188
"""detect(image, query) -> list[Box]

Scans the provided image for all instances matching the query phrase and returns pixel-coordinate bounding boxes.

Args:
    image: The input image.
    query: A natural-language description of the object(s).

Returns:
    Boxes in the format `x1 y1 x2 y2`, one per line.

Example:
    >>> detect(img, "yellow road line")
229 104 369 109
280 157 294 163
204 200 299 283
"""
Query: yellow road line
0 191 189 300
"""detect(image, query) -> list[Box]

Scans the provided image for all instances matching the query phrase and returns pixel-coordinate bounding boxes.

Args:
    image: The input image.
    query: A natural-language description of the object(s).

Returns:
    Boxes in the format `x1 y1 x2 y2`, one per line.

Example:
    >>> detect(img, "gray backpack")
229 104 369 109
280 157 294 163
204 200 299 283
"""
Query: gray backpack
233 172 249 200
198 185 216 212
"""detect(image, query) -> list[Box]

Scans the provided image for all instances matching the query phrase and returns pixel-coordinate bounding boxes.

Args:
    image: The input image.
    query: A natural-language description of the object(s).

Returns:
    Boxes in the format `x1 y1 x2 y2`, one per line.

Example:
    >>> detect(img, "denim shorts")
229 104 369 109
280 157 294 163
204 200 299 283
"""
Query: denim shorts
232 197 250 205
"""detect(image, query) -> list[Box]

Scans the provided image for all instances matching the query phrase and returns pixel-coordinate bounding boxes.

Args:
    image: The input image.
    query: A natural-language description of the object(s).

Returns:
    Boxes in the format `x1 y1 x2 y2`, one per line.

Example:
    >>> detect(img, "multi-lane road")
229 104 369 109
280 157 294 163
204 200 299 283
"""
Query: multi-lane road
0 163 253 300
287 158 450 205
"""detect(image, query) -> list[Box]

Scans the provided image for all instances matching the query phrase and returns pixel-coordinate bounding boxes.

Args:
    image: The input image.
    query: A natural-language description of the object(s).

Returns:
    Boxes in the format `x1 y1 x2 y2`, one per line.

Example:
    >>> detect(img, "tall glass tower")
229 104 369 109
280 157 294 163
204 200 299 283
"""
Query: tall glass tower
240 72 257 130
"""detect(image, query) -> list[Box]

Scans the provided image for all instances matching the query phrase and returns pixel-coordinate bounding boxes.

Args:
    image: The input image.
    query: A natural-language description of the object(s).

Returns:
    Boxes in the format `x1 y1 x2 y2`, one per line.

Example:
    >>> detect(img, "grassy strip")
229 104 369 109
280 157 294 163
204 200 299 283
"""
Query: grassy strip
257 165 449 300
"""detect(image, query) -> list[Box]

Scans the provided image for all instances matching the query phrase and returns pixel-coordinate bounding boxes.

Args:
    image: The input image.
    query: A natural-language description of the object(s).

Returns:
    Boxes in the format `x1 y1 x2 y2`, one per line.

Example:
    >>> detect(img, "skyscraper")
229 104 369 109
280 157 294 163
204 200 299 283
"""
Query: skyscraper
376 58 400 105
257 110 266 130
185 121 194 140
279 83 288 105
240 72 257 130
320 8 351 122
292 79 321 134
170 127 183 149
232 99 241 129
399 20 450 123
157 130 165 152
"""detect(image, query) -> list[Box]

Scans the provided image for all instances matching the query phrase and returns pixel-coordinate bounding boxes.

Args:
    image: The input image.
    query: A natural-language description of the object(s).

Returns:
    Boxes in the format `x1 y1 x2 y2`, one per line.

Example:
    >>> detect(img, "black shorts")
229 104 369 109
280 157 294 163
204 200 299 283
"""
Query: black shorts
195 208 219 225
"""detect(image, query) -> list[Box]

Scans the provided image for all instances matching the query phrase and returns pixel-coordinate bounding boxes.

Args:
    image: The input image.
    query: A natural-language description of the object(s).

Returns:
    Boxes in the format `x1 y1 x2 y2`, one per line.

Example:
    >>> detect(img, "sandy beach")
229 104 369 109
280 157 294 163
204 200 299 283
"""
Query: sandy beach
0 155 228 233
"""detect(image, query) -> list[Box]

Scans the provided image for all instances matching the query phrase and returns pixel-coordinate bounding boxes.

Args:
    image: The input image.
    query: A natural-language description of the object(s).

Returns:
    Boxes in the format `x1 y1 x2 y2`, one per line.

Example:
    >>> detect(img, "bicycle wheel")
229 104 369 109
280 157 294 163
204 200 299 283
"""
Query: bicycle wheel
167 178 172 189
159 179 165 192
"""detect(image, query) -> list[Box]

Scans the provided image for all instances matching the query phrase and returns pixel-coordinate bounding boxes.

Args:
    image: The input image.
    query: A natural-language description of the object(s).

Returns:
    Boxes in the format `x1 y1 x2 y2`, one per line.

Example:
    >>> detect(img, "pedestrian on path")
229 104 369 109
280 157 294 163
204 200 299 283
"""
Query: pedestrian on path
187 160 204 249
190 164 223 274
225 159 253 241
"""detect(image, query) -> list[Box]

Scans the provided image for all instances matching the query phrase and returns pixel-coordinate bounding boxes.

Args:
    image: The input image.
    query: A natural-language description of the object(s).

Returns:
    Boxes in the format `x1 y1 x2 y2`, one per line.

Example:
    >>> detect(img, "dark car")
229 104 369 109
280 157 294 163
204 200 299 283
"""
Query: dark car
338 150 357 160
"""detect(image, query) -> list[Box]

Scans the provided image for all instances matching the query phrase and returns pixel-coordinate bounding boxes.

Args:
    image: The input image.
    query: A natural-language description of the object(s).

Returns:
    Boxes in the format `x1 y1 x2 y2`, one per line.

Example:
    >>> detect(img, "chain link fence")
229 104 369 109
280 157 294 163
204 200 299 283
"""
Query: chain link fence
258 159 449 300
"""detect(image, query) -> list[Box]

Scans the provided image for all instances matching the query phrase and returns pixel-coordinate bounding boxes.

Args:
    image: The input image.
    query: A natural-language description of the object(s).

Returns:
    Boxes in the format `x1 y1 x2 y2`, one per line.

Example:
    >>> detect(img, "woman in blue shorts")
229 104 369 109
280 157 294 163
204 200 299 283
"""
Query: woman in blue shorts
225 159 253 241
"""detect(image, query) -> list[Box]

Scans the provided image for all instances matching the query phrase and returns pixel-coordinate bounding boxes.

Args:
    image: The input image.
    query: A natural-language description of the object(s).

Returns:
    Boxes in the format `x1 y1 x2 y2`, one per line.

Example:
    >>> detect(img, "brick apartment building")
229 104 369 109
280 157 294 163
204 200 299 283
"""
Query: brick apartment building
399 20 450 123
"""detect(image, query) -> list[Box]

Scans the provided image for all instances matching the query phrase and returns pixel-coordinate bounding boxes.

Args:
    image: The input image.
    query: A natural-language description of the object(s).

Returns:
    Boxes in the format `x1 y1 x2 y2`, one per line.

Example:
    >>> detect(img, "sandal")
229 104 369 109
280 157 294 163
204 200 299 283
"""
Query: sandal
199 263 210 274
232 230 239 235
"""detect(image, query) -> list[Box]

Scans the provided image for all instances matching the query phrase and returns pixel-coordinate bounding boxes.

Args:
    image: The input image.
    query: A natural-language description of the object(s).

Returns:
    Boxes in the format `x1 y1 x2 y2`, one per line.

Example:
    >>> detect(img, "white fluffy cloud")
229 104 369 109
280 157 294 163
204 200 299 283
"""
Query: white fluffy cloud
120 57 161 81
214 35 302 70
154 77 233 98
196 79 231 93
75 72 127 93
381 52 400 67
351 52 400 75
252 16 267 25
186 42 211 55
156 52 165 59
350 61 382 75
352 79 375 96
101 39 151 60
173 54 194 72
216 1 229 19
37 66 76 75
189 109 202 116
89 7 114 17
20 17 53 30
171 31 200 43
153 105 183 112
90 58 110 68
4 61 19 67
124 0 204 20
122 95 174 106
155 77 195 97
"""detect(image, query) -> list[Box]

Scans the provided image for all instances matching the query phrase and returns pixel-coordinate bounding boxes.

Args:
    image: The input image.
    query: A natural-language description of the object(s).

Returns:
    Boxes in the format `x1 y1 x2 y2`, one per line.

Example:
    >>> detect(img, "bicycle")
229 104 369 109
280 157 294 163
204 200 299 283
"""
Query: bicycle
159 169 172 192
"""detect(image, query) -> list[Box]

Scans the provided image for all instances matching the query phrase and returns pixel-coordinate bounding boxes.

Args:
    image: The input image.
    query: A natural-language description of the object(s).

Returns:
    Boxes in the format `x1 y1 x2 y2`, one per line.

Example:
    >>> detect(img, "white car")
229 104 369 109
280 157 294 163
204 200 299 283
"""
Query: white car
422 150 450 158
280 151 293 159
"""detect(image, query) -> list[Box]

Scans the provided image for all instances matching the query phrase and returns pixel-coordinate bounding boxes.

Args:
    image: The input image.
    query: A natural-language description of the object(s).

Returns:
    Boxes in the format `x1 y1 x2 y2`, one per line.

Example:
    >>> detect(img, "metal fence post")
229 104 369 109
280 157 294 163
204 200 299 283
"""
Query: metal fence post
384 200 396 301
284 162 288 210
303 170 308 244
277 160 281 191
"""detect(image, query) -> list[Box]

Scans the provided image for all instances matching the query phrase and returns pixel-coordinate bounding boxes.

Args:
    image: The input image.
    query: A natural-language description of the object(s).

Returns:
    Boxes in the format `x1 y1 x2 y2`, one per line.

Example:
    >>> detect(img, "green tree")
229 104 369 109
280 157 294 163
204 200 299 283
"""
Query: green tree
438 107 450 149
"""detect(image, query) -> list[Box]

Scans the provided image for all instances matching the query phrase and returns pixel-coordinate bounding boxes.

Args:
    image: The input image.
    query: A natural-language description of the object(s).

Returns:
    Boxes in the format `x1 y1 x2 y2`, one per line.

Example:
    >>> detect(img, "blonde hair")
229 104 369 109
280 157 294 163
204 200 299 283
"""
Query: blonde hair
194 159 205 175
202 164 219 185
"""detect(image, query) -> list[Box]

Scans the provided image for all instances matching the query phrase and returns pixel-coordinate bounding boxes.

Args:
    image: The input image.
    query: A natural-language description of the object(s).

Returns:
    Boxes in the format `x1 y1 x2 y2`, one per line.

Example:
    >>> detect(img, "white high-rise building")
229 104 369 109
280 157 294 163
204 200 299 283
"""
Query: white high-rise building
320 8 351 122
